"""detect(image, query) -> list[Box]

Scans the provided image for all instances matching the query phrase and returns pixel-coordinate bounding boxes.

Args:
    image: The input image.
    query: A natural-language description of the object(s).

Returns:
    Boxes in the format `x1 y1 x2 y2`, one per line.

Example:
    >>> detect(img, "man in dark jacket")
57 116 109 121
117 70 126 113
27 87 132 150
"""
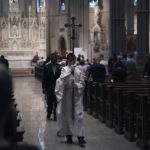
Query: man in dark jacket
42 52 61 121
88 57 106 82
112 61 127 82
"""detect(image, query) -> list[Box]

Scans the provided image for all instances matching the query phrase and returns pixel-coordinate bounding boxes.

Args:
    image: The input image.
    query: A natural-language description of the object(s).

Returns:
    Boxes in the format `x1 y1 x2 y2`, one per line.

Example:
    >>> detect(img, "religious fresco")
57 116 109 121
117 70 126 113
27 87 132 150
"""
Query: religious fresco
93 31 100 52
126 35 136 52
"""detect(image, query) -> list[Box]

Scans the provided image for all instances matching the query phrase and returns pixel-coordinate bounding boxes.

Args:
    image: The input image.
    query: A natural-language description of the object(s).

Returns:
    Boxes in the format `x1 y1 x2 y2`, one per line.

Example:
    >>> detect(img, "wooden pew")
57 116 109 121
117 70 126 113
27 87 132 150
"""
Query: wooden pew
105 86 114 128
84 74 150 149
98 84 107 123
136 95 150 150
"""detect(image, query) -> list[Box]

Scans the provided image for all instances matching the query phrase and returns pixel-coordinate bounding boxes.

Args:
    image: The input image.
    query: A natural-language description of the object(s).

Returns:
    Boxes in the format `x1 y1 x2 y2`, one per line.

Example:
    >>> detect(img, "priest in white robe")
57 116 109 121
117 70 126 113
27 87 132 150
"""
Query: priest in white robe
55 53 86 146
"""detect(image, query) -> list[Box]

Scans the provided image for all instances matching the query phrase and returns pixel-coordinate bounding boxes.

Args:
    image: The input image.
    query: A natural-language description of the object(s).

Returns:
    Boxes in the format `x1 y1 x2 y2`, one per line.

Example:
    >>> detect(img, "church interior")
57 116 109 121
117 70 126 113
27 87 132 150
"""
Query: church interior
0 0 150 150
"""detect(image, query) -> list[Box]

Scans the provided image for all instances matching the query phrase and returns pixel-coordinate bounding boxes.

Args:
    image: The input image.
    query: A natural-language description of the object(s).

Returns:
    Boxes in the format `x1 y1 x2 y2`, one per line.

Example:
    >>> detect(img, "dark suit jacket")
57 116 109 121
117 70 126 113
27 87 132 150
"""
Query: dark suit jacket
89 63 106 83
113 68 127 82
42 62 61 92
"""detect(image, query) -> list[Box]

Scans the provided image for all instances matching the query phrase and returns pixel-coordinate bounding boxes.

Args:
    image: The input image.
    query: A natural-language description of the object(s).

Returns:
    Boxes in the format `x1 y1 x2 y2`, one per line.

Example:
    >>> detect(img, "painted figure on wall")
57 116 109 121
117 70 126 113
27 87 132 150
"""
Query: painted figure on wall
94 31 100 52
126 35 136 52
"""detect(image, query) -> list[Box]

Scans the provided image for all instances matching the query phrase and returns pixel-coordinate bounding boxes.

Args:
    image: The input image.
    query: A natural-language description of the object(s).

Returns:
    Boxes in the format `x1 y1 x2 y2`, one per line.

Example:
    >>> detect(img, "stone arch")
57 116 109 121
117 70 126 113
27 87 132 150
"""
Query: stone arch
58 36 67 57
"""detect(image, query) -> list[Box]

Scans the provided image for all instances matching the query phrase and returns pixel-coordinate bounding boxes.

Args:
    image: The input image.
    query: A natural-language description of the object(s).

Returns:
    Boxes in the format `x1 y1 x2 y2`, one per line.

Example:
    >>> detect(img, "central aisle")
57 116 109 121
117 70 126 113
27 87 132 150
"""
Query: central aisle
13 77 138 150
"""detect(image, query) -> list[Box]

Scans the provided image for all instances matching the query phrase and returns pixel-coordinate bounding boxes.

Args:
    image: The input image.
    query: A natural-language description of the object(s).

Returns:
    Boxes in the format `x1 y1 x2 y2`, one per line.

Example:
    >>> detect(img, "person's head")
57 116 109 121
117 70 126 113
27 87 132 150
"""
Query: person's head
1 55 4 59
51 52 58 63
100 54 104 60
0 65 12 127
80 60 85 66
66 53 76 65
95 57 100 63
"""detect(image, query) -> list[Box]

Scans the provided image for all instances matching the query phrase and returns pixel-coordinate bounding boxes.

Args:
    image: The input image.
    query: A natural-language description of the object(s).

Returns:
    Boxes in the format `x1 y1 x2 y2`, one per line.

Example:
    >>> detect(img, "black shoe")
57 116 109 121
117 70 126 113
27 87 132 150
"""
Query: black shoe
66 135 72 144
79 139 86 144
78 137 86 147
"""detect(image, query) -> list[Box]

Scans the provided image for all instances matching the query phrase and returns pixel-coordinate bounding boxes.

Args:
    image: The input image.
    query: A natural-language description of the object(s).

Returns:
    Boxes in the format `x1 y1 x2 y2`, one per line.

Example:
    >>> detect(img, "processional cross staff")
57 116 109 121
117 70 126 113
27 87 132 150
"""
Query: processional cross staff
64 17 82 54
64 17 82 120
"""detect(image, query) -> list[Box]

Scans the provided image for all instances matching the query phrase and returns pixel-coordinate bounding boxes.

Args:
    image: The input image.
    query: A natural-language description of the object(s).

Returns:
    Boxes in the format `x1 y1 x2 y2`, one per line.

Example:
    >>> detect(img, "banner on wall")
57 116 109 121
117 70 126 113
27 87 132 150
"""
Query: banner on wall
74 48 88 60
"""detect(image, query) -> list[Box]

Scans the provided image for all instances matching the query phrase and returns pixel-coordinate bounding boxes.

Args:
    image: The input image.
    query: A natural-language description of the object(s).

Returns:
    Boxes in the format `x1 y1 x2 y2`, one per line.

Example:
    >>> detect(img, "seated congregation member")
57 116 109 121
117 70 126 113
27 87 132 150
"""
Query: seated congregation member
0 65 39 150
143 56 150 78
112 61 127 82
42 52 61 121
88 57 106 83
55 53 86 147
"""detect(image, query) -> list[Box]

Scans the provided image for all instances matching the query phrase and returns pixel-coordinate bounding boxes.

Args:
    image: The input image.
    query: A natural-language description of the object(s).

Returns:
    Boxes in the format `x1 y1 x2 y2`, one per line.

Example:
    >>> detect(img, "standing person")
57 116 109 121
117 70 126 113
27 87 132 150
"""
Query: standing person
42 52 61 121
100 54 109 75
88 57 106 83
0 55 9 69
112 61 127 82
108 53 117 74
55 53 86 147
126 54 136 74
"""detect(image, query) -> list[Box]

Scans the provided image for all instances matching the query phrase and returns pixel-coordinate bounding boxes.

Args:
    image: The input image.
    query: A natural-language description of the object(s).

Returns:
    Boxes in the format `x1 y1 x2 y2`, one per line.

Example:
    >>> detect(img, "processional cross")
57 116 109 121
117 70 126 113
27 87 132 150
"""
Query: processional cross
64 17 82 54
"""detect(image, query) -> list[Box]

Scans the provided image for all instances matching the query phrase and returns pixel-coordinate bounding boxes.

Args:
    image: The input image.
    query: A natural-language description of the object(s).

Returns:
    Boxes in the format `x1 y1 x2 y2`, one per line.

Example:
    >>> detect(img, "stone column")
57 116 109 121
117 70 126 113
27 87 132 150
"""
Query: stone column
127 0 134 34
45 0 51 56
79 0 89 52
19 0 25 16
110 0 126 55
137 0 149 67
31 0 36 17
3 0 9 17
0 0 3 17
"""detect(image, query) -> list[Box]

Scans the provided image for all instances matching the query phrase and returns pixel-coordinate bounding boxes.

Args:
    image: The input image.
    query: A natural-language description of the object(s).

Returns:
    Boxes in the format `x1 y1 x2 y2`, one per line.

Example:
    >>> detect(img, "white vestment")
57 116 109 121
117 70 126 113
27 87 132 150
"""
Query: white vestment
55 65 85 136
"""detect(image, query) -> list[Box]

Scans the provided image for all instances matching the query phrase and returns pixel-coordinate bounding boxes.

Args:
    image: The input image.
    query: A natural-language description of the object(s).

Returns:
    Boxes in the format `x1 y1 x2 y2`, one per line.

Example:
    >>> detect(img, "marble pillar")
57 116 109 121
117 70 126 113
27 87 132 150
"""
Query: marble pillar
127 0 134 34
31 0 37 17
0 0 3 17
137 0 149 67
3 0 9 17
19 0 25 16
46 0 51 57
79 0 89 52
110 0 126 55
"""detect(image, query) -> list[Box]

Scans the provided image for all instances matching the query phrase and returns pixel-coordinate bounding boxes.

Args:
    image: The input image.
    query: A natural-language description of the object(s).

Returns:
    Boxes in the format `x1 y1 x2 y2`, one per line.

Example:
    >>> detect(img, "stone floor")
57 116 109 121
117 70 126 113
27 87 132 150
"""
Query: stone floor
13 77 139 150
